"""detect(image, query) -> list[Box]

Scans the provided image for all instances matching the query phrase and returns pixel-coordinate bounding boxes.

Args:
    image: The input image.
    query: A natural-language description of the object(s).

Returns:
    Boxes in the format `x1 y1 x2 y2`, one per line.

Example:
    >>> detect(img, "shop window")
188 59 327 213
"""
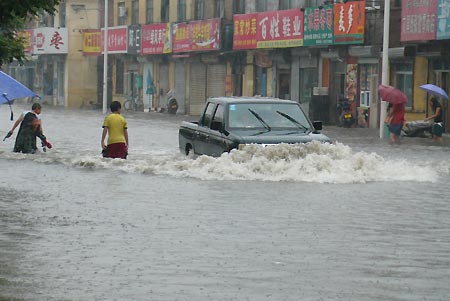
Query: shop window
359 64 378 108
116 60 124 95
161 0 170 22
195 0 204 19
279 0 291 10
178 0 187 22
216 0 225 18
299 68 318 104
392 62 413 108
146 0 154 23
59 1 66 27
233 0 245 14
131 0 139 24
256 0 268 12
118 2 127 26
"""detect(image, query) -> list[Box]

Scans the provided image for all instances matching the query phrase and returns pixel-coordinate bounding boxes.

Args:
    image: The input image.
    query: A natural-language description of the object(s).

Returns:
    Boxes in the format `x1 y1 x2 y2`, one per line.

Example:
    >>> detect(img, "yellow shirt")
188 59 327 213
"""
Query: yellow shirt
103 113 128 145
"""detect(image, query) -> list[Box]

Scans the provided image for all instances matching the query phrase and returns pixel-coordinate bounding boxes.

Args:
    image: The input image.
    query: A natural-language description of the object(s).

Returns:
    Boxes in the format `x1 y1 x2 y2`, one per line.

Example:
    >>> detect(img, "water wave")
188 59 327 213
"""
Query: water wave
0 141 442 184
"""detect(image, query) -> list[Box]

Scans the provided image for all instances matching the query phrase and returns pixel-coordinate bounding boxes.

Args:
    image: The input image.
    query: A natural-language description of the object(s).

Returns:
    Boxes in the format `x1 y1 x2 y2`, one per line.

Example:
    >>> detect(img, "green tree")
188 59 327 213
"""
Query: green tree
0 0 61 66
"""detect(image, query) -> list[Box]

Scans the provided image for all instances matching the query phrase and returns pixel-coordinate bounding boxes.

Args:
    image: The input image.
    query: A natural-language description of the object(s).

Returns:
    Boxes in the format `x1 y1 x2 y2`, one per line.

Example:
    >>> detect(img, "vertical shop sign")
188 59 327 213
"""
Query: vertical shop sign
83 30 101 55
333 1 365 44
101 26 128 53
256 9 304 48
141 23 172 54
304 5 334 46
233 13 258 49
345 64 358 101
401 0 437 41
436 0 450 40
127 25 141 54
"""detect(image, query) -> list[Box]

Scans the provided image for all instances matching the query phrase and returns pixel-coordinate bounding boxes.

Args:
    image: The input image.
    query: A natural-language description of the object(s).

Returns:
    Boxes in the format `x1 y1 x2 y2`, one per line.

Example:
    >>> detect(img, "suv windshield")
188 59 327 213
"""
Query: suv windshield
228 103 310 129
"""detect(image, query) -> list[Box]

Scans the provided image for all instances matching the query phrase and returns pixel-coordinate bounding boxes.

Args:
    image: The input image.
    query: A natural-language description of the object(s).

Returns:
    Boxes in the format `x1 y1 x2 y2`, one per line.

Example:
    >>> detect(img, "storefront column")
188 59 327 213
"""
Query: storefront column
290 56 300 102
242 52 254 97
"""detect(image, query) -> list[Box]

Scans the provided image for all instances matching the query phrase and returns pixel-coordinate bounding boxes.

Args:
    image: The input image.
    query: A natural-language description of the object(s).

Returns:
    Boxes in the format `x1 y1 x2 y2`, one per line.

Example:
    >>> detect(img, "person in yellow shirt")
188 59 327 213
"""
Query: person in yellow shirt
101 101 128 159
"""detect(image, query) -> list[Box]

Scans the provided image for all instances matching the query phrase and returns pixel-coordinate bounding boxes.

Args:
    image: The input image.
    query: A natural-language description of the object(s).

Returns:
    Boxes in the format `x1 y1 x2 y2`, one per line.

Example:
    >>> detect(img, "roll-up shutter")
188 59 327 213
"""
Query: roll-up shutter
159 63 169 108
206 64 226 98
189 63 207 116
174 62 186 114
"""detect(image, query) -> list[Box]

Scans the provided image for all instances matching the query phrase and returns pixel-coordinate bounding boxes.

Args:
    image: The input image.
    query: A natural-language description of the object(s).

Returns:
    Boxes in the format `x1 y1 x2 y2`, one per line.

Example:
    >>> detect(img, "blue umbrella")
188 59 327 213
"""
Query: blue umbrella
0 70 39 120
419 84 449 100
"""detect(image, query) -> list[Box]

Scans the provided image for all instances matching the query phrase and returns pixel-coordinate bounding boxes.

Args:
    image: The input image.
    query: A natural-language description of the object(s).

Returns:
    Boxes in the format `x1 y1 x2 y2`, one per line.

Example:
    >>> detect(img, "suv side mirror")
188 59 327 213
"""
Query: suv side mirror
312 121 322 131
210 120 223 131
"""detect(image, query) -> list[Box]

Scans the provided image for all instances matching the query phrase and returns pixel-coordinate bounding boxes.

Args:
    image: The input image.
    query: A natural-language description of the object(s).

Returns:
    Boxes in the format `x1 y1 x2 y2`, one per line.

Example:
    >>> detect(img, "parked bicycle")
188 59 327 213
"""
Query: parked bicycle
124 94 144 111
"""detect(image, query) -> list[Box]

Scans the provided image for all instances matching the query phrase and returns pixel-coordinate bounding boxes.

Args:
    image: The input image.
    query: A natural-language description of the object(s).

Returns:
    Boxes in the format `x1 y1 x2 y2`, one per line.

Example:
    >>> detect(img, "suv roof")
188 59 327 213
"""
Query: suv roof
208 96 296 104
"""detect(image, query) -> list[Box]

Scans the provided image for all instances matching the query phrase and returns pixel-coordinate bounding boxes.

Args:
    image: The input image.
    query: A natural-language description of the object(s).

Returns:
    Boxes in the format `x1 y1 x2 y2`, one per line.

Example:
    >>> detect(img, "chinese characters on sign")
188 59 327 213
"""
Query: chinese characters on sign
256 9 304 48
401 0 437 41
304 5 334 46
233 13 258 50
333 1 365 44
141 23 172 54
101 26 128 53
128 25 141 54
83 30 101 55
33 27 68 54
172 19 221 53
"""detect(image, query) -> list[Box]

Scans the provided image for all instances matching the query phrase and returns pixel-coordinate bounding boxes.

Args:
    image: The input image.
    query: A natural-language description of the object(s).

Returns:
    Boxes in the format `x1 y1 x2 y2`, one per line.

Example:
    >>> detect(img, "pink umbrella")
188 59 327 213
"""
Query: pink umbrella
378 85 408 105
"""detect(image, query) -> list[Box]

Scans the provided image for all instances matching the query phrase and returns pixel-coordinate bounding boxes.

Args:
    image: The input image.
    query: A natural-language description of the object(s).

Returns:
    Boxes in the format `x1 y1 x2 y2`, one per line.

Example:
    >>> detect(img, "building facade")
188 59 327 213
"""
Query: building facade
8 0 450 131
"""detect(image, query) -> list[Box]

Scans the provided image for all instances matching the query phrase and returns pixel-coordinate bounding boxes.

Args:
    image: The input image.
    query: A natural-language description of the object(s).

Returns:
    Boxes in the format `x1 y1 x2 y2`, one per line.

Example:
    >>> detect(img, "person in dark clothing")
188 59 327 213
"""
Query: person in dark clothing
8 103 52 153
424 97 443 143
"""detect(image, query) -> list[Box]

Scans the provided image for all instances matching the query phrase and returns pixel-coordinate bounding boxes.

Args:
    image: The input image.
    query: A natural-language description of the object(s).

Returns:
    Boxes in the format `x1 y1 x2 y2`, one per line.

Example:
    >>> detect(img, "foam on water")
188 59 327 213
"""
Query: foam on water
0 141 442 184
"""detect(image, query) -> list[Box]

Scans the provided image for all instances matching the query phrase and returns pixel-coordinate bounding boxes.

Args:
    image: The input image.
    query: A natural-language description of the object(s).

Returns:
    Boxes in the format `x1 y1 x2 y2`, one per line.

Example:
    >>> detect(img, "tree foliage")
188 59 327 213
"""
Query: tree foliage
0 0 61 66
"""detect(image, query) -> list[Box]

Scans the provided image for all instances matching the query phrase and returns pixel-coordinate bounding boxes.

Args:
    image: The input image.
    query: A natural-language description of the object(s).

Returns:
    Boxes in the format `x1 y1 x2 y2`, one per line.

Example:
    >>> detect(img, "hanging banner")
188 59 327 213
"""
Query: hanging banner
256 9 304 48
304 5 334 46
101 26 128 53
436 0 450 40
333 1 365 44
172 18 221 53
401 0 437 41
233 13 258 50
141 23 172 54
33 27 68 54
83 30 101 55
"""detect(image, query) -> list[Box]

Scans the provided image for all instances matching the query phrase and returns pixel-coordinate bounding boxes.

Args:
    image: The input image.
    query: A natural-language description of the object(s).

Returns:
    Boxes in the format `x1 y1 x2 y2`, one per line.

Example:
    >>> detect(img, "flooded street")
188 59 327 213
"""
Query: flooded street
1 104 450 300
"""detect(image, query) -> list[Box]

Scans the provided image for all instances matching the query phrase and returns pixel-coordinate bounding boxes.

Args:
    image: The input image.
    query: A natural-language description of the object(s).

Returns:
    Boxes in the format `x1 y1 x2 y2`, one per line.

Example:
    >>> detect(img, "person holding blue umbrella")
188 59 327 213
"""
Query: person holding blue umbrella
424 97 444 143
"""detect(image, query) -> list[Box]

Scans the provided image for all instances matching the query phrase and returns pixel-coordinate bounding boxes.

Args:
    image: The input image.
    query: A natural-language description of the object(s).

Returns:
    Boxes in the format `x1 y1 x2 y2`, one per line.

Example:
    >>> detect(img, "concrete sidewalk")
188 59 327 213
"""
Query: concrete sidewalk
321 126 450 147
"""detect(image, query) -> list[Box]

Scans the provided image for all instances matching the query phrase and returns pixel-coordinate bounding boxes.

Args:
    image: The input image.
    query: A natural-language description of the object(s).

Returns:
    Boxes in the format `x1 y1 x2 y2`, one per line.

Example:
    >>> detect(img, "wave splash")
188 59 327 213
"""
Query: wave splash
0 142 442 183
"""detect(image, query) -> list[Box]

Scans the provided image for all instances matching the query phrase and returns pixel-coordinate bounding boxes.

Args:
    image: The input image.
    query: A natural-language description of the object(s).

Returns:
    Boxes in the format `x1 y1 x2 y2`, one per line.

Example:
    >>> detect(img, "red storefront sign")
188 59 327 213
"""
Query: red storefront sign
401 0 437 41
333 1 365 44
173 19 221 53
101 26 128 53
256 9 304 48
233 13 257 50
141 23 171 54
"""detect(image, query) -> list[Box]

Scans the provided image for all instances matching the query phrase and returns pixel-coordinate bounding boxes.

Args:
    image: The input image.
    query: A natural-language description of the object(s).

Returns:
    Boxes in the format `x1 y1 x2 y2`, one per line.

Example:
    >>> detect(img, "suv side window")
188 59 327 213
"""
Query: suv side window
201 102 215 127
210 104 224 130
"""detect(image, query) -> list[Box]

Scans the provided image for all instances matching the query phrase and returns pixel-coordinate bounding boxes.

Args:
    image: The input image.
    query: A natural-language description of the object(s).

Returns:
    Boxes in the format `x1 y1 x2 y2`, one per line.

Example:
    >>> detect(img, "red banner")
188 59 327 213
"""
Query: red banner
173 18 221 53
401 0 437 41
333 1 365 44
141 23 171 54
101 26 127 53
233 14 257 50
256 9 304 48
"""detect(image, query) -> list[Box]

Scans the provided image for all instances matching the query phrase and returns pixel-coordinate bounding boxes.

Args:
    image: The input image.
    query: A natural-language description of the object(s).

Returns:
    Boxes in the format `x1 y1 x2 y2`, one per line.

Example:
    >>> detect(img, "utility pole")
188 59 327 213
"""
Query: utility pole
102 0 108 114
379 0 390 138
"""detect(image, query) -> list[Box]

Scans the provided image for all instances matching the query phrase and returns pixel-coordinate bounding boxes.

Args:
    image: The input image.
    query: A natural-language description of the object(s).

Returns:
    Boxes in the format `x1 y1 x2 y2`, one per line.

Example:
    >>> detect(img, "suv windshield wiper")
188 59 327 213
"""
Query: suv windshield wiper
248 108 271 131
276 111 309 132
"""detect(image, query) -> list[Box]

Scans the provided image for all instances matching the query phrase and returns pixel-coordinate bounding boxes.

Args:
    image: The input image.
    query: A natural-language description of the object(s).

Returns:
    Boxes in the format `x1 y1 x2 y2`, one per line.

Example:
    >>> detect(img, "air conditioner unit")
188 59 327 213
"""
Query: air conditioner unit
118 6 127 17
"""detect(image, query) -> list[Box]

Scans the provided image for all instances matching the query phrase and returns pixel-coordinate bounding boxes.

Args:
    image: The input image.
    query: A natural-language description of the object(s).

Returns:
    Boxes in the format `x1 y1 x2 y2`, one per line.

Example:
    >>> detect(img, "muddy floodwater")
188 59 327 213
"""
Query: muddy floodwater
1 104 450 300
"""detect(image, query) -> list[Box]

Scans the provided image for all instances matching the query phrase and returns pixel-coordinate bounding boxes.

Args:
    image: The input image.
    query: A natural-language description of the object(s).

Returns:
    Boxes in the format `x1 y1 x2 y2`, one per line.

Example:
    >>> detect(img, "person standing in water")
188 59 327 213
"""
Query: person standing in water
424 97 443 143
7 102 52 153
101 101 129 159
